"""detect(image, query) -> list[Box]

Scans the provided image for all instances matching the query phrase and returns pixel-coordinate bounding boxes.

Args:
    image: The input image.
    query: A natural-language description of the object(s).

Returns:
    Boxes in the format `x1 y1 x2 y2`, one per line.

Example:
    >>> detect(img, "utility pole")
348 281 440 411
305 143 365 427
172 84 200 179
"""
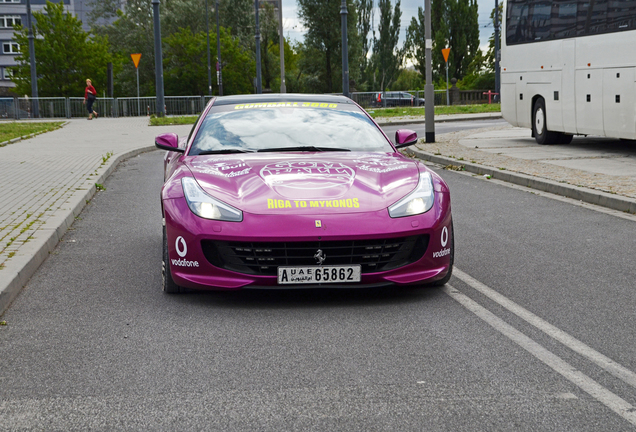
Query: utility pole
278 0 286 93
494 0 501 100
424 0 435 142
26 0 39 118
216 0 223 96
206 0 211 95
341 0 349 97
255 0 262 94
152 0 165 116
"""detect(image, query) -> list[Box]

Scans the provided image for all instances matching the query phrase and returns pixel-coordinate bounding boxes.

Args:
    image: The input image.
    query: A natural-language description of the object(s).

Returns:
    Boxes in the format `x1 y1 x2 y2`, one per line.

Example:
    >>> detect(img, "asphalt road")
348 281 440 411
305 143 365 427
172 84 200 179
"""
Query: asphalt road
1 123 636 430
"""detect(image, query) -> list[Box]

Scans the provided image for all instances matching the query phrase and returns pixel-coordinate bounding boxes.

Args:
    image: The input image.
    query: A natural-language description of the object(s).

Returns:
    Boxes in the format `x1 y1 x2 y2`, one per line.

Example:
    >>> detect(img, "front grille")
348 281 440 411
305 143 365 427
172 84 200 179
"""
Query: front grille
201 235 429 276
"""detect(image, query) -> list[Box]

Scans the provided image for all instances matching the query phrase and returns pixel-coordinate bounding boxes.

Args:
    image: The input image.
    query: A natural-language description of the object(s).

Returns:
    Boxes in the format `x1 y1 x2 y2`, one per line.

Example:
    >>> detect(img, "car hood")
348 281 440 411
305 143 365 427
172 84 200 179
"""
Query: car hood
183 152 421 215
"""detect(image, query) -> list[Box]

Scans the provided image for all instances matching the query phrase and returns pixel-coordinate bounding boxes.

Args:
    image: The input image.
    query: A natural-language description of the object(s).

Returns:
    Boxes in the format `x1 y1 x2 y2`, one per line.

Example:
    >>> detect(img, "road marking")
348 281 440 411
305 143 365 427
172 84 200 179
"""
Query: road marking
444 284 636 426
453 268 636 390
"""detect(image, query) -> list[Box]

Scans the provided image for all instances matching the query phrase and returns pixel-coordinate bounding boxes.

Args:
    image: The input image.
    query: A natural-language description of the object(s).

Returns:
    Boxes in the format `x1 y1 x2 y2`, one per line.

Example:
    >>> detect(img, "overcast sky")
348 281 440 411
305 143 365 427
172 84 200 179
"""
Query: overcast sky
280 0 495 51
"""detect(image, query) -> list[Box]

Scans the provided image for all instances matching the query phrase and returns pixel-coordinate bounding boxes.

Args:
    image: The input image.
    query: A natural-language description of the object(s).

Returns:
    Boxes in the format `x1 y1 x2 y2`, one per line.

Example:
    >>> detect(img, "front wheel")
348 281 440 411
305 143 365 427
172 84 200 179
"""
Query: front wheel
162 226 186 294
533 98 570 145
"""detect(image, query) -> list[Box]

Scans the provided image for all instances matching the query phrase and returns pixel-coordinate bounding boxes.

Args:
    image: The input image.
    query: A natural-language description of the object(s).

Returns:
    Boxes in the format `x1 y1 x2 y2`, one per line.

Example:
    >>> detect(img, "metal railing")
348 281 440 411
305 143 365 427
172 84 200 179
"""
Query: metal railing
0 91 494 120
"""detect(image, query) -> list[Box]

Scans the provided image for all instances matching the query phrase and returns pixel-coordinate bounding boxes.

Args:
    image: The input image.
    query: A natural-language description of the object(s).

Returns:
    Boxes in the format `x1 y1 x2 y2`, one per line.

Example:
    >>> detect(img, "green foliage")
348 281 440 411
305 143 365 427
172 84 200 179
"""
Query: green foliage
297 0 361 93
0 122 64 145
90 0 255 96
458 72 495 90
163 28 208 95
391 69 425 91
12 1 112 97
371 0 403 91
405 0 480 82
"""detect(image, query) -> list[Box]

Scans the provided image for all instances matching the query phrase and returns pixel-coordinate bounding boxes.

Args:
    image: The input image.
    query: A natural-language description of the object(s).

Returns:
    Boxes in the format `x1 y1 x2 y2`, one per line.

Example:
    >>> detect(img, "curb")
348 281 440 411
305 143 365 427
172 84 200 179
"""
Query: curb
0 145 156 316
404 146 636 215
375 113 502 127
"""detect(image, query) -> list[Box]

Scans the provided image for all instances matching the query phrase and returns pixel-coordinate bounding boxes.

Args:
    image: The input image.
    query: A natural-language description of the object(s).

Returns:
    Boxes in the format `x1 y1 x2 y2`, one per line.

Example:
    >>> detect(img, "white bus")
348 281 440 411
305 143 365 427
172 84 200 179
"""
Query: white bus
501 0 636 144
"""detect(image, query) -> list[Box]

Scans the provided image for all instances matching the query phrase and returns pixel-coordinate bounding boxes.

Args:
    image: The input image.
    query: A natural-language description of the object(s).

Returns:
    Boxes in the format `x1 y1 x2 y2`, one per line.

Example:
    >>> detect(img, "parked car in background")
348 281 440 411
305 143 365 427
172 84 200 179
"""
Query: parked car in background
372 92 425 108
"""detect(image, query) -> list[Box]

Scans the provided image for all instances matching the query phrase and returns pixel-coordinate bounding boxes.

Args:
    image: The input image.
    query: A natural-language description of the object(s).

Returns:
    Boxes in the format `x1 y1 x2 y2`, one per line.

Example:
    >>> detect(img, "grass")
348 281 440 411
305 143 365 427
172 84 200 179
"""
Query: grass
149 103 501 126
367 103 501 118
0 122 64 145
150 115 198 126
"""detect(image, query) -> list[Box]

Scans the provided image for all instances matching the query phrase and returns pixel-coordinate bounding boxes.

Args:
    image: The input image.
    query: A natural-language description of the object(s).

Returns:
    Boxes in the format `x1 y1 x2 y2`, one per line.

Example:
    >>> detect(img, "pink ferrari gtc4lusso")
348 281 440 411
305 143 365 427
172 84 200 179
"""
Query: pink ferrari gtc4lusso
155 94 453 293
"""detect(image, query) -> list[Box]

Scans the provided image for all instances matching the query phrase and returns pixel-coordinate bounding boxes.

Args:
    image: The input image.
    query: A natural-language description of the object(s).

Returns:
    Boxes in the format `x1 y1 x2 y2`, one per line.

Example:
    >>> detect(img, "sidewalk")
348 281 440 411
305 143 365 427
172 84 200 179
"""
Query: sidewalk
1 114 635 315
405 124 636 213
0 117 192 314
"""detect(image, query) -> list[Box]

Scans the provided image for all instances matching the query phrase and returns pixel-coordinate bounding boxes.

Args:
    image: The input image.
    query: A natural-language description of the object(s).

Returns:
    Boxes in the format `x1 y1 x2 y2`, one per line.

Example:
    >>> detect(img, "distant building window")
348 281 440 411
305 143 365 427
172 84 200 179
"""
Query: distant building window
3 42 19 54
3 68 13 79
0 16 21 28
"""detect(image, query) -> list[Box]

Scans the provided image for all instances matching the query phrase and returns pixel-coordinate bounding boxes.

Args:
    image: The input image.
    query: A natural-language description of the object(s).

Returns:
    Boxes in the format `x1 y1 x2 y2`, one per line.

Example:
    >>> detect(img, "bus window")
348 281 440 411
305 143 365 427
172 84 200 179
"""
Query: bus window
585 0 609 34
530 1 553 40
607 0 636 30
507 0 530 43
553 0 578 38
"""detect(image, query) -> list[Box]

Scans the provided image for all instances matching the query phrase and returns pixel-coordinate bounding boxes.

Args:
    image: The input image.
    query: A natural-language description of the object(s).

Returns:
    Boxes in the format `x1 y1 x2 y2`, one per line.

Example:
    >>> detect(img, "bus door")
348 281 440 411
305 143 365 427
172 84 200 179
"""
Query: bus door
561 40 577 133
603 67 635 139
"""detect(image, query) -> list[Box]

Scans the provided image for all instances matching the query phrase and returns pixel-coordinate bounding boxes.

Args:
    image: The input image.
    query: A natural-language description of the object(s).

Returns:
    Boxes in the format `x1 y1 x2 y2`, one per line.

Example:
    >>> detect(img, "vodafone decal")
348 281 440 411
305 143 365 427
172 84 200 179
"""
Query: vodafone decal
432 226 451 259
172 236 200 267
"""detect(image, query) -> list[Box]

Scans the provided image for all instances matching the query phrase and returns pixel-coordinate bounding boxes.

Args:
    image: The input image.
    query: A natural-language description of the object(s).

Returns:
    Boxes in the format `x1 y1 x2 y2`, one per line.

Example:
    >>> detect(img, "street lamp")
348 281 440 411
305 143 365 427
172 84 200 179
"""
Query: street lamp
152 0 165 116
255 0 262 94
341 0 349 97
424 0 434 142
26 0 39 118
206 0 211 95
216 0 223 96
279 0 285 93
494 0 501 100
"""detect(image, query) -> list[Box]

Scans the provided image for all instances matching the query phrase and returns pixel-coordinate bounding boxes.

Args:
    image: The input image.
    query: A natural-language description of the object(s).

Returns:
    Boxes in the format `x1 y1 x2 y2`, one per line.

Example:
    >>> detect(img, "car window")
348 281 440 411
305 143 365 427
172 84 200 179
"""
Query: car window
189 102 394 155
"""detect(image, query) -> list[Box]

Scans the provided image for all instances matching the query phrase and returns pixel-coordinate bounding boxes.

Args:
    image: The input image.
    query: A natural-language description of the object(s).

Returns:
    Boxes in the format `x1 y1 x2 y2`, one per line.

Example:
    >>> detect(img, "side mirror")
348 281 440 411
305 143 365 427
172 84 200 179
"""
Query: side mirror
395 129 418 148
155 133 184 153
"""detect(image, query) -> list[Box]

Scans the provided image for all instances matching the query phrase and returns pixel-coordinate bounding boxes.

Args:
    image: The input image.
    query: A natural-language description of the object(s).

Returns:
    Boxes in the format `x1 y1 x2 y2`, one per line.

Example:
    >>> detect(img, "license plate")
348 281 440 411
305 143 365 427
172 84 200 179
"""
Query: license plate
277 265 361 284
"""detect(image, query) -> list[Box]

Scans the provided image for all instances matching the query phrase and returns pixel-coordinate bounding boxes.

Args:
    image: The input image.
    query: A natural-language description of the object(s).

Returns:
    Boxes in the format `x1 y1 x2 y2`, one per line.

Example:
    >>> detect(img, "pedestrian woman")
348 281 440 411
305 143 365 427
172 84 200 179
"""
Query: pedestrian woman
83 78 98 120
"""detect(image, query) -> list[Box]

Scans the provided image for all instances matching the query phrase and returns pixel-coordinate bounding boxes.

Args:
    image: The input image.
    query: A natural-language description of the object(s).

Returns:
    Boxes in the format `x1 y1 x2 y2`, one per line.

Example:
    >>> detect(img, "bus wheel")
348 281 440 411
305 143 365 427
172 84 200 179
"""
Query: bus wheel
533 98 560 145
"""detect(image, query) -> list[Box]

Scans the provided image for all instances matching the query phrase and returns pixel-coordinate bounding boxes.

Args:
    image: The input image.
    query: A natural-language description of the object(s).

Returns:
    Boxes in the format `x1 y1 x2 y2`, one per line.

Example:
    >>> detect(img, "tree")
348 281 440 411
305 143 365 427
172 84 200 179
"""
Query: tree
163 28 209 95
372 0 402 91
259 2 280 91
90 0 157 97
219 0 255 52
89 0 256 96
12 1 112 97
355 0 374 90
297 0 360 93
405 0 480 82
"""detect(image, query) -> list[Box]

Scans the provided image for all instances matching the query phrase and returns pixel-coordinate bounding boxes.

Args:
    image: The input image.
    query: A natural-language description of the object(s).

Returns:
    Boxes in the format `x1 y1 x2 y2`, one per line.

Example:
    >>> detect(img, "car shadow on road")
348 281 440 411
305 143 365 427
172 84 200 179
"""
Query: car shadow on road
169 285 446 310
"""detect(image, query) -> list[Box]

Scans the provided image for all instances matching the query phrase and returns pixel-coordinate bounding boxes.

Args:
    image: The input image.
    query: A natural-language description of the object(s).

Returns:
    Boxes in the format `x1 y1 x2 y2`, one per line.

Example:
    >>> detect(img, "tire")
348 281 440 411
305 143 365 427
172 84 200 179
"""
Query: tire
162 226 185 294
429 221 454 287
558 134 573 144
532 98 561 145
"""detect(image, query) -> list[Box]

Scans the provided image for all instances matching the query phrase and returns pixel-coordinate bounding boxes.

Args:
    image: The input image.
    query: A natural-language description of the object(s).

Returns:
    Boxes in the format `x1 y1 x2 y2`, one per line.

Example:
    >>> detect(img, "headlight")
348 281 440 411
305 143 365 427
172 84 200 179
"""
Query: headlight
388 171 435 218
182 177 243 222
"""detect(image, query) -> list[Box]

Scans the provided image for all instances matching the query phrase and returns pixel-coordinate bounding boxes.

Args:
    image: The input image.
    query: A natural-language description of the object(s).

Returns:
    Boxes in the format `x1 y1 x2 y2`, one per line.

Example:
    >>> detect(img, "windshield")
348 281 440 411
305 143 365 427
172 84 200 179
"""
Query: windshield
189 103 393 155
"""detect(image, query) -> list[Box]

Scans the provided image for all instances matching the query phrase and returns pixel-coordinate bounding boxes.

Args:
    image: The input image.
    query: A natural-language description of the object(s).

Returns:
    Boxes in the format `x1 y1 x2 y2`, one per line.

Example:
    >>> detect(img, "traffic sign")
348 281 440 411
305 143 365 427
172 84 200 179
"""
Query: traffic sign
131 53 142 68
442 48 450 63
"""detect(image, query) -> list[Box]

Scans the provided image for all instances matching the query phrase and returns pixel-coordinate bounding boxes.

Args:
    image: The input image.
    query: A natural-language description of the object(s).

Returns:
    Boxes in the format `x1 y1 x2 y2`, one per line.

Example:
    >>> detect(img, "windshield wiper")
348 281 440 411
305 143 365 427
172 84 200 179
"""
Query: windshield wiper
257 146 351 153
197 149 253 155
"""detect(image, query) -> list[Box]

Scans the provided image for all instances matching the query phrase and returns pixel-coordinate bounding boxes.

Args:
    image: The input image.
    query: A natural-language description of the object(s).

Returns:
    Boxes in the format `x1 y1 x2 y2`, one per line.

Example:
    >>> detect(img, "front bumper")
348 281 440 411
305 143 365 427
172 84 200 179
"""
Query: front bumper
163 194 452 290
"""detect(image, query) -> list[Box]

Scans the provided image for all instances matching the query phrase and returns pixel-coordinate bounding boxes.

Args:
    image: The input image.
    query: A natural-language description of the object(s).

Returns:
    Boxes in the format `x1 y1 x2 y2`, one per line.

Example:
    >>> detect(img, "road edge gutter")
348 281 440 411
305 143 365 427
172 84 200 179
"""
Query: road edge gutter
404 146 636 215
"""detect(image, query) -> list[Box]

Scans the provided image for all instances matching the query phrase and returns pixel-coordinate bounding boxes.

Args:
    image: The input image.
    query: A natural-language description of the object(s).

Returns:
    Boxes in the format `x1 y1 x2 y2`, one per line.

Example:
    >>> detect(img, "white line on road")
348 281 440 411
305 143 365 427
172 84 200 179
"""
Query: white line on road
443 284 636 427
453 267 636 390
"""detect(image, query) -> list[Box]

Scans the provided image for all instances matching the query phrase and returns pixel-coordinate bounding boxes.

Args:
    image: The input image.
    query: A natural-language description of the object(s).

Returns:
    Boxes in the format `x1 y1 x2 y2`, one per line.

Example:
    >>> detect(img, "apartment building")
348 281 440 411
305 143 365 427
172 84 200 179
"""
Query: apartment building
0 0 122 95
